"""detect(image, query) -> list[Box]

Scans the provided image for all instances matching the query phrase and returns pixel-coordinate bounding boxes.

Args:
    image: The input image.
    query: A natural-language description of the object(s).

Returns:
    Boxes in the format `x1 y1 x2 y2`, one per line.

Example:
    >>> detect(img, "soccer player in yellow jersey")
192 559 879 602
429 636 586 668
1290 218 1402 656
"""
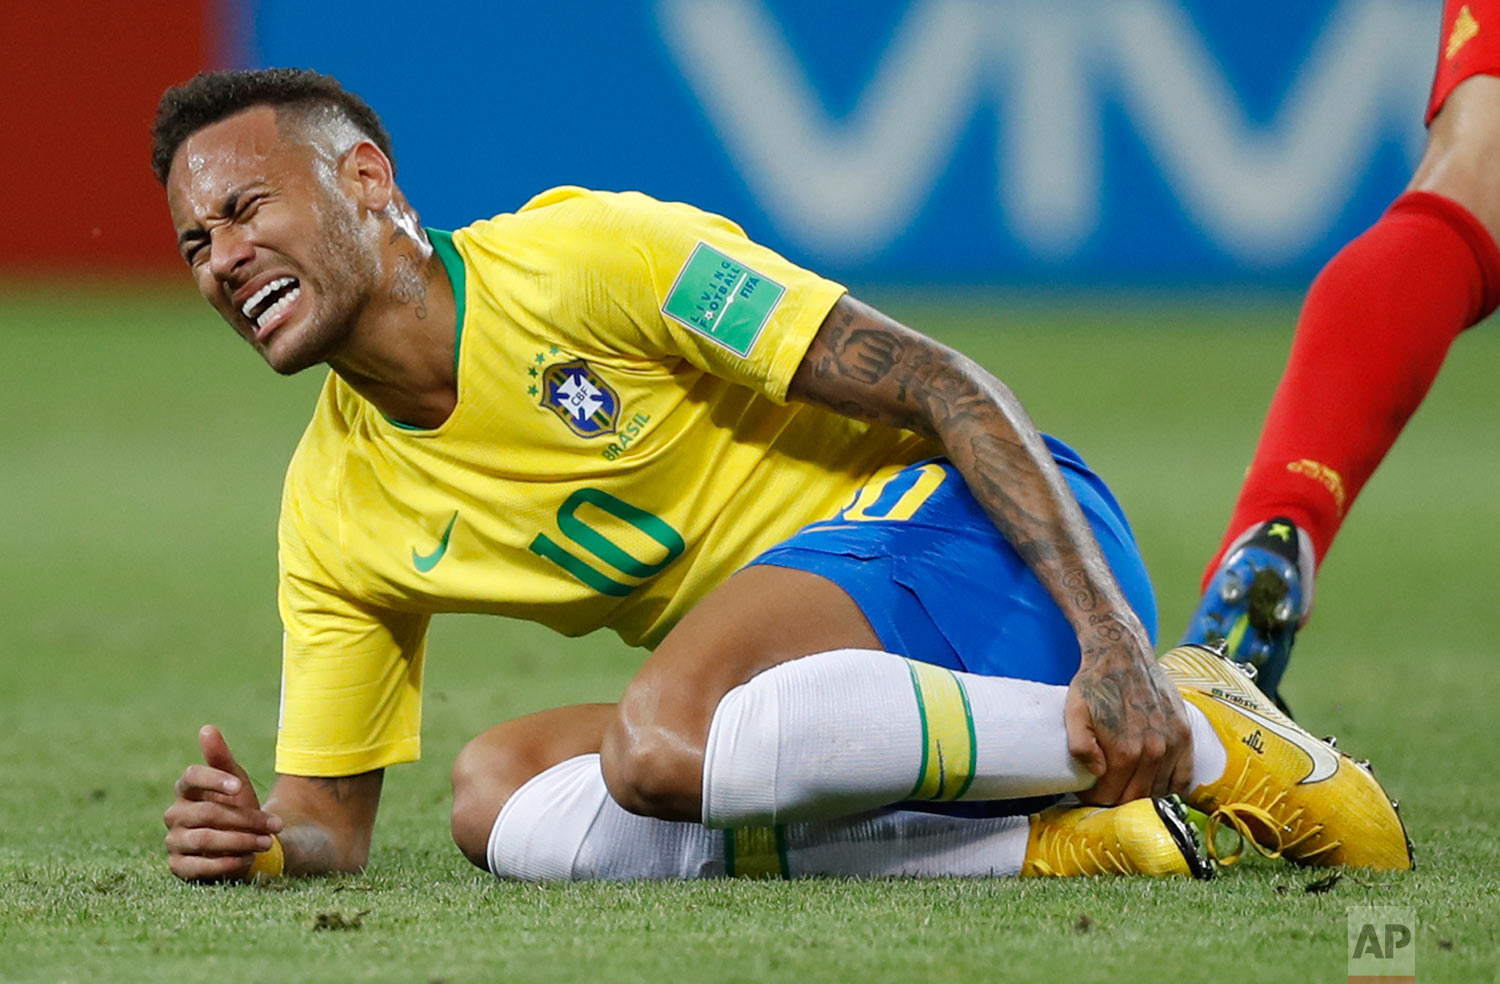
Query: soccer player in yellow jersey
155 69 1409 883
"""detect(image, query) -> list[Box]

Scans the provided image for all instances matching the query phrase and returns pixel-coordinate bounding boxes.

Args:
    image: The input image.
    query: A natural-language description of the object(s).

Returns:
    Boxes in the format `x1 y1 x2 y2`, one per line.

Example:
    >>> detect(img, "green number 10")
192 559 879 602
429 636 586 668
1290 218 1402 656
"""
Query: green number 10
529 488 685 596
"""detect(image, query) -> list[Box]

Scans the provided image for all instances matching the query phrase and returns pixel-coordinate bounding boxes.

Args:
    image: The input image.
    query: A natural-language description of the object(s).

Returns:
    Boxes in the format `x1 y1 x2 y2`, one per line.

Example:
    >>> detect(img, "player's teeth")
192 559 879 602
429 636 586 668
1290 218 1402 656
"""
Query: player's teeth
256 285 301 329
241 277 295 319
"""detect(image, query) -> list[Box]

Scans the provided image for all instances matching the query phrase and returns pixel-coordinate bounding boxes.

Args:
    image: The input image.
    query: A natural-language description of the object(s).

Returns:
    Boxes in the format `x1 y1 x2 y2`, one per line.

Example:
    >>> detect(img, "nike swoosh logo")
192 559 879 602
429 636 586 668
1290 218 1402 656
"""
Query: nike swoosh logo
412 511 459 573
1208 693 1341 784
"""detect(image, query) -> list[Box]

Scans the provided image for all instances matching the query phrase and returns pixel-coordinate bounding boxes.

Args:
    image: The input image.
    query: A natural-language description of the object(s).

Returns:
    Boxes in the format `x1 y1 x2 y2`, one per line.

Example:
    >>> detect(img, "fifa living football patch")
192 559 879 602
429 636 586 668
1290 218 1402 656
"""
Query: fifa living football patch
662 243 784 356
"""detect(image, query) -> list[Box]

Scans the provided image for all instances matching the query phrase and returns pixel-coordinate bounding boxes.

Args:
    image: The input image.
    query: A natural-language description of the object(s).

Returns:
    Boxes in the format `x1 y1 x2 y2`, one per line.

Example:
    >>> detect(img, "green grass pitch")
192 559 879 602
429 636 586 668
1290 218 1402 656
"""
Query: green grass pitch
2 283 1497 983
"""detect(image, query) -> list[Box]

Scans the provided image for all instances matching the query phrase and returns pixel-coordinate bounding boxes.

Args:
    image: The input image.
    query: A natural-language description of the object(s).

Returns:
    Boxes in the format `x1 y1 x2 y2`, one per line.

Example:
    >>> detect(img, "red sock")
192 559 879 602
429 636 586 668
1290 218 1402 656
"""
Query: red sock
1203 191 1500 589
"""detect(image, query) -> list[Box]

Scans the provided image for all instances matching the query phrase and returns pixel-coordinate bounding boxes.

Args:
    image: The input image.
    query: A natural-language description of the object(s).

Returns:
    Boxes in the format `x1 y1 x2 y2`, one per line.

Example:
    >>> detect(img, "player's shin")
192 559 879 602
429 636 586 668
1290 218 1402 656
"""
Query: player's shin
489 754 1208 880
698 649 1103 828
486 753 1037 880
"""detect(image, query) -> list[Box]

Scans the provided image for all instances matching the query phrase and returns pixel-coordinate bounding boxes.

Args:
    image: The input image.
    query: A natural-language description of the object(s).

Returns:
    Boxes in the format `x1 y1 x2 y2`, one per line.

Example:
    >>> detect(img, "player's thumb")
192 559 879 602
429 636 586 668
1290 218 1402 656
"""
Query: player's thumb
198 724 251 785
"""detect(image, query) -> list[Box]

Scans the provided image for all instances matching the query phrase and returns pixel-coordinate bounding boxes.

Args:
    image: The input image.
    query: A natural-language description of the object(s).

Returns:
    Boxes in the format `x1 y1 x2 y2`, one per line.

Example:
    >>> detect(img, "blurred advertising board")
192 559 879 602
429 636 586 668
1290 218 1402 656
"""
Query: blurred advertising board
1 1 1438 284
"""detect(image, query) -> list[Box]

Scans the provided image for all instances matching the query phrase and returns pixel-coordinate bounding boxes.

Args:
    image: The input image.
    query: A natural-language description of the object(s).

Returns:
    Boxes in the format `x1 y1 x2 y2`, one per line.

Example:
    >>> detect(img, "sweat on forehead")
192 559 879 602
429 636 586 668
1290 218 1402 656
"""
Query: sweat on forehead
168 105 359 191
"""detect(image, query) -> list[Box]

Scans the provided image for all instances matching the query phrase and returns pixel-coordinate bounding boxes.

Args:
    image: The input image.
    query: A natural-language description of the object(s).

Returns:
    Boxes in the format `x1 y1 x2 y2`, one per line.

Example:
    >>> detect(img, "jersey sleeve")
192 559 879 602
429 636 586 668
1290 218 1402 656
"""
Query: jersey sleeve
518 188 848 403
275 510 430 778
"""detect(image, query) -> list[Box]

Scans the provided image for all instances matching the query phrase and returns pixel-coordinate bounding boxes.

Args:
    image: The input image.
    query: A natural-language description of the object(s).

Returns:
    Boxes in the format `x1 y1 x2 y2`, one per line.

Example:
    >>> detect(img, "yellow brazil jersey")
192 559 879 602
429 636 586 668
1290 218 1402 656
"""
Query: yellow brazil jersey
275 187 936 777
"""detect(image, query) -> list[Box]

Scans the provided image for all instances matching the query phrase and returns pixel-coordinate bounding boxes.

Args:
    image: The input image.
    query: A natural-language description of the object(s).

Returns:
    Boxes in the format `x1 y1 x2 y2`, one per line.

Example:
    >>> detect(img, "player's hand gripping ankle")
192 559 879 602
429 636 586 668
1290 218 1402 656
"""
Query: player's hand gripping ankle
163 725 283 882
1064 614 1194 804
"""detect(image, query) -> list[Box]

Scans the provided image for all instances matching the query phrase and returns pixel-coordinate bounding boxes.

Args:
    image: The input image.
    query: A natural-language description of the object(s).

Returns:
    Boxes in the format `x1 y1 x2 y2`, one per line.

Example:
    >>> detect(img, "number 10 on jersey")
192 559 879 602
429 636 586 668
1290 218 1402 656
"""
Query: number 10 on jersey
529 488 686 597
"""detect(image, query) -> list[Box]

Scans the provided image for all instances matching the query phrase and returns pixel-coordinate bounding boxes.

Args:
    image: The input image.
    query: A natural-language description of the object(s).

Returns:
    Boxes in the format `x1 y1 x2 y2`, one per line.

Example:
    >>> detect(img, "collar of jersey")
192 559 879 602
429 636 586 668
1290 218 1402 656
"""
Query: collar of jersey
384 227 467 432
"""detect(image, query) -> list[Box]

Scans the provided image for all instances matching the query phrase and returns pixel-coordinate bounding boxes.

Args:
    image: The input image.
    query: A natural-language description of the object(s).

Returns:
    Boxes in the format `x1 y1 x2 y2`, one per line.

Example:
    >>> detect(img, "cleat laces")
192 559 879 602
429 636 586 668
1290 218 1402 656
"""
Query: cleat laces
1027 827 1131 877
1203 762 1339 866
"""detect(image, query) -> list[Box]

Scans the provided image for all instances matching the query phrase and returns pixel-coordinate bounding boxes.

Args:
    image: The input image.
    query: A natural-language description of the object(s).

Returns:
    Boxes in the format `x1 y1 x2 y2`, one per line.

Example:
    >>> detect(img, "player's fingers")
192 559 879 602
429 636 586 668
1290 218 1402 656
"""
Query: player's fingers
1150 742 1180 799
1155 721 1192 799
1123 725 1170 803
1154 680 1193 798
168 851 253 883
165 825 274 857
1140 731 1171 800
1091 728 1150 805
1086 760 1127 805
1167 741 1196 798
198 725 250 783
174 764 244 800
1063 688 1106 779
163 799 281 834
1106 766 1146 807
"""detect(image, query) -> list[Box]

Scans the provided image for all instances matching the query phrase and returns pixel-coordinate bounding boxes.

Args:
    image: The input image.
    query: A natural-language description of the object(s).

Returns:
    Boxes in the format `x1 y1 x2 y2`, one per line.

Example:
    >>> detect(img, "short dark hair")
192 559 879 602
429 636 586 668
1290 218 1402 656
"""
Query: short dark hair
151 68 395 184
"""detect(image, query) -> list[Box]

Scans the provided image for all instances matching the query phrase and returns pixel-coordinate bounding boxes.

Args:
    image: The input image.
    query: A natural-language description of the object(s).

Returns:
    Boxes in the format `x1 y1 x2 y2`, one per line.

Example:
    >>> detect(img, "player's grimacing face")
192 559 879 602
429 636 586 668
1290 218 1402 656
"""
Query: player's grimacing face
165 106 380 375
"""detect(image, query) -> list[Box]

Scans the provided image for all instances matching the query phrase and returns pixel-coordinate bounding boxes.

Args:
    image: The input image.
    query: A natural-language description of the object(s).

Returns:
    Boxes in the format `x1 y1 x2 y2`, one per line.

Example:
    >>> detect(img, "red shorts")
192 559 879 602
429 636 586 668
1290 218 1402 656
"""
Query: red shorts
1428 0 1500 122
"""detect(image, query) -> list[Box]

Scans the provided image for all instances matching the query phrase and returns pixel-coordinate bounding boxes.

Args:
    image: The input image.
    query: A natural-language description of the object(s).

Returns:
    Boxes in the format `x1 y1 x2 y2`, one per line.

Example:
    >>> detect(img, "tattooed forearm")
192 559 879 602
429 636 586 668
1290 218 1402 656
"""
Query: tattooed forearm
811 304 908 388
834 328 905 385
790 295 1140 640
793 295 1189 798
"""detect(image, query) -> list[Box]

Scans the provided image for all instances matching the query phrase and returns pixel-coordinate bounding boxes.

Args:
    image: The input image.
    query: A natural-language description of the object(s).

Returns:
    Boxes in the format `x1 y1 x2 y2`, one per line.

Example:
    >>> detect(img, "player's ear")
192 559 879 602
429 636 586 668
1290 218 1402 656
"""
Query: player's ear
343 140 394 212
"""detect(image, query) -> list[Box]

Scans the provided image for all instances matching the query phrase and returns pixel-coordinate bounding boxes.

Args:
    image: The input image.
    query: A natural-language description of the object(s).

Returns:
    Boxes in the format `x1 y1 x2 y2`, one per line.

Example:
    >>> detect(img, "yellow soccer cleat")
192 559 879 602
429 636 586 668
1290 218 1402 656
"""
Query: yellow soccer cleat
1023 795 1213 878
1160 643 1413 870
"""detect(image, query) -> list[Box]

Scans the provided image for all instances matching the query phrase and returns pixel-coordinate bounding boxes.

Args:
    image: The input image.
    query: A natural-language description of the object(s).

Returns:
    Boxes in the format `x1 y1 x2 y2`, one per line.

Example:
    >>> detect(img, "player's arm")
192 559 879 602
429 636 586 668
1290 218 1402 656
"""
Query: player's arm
164 725 383 881
786 294 1192 804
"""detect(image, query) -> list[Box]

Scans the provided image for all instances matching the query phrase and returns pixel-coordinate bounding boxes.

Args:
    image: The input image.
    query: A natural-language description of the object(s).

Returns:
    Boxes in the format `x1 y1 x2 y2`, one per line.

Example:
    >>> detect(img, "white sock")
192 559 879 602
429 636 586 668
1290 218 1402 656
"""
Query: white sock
1186 702 1227 788
700 648 1096 827
490 754 717 880
488 754 1031 881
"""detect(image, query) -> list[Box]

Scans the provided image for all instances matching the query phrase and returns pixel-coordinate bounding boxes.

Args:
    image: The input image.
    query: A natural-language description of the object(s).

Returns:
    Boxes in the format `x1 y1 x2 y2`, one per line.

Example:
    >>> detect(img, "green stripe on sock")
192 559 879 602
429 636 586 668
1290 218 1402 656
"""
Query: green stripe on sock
905 659 931 800
951 672 979 800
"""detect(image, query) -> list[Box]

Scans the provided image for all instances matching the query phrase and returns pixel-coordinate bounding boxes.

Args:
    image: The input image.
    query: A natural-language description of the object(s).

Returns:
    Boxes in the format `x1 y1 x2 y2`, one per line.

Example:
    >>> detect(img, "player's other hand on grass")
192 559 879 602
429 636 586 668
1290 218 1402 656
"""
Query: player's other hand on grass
163 725 283 882
1064 615 1193 806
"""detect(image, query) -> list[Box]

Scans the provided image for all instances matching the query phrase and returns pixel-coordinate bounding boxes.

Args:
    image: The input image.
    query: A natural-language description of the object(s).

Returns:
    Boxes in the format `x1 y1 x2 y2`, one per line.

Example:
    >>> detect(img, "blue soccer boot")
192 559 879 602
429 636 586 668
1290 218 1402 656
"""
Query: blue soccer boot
1181 518 1306 716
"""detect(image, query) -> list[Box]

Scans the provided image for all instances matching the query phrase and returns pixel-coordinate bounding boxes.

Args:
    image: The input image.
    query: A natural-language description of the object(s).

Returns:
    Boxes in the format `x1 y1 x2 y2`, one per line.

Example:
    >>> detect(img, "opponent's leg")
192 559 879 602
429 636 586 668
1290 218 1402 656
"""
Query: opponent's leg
1202 184 1500 583
1188 17 1500 701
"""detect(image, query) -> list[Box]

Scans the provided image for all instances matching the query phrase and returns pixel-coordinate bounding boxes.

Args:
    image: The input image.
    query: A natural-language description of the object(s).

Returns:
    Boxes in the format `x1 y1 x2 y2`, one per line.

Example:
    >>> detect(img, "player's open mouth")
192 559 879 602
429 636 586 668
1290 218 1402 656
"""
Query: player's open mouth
241 276 302 337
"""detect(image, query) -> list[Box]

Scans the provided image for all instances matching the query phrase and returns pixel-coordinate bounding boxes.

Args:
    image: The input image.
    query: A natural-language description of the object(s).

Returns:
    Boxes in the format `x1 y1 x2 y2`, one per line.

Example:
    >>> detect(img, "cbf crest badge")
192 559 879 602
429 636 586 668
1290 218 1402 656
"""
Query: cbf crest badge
539 359 619 438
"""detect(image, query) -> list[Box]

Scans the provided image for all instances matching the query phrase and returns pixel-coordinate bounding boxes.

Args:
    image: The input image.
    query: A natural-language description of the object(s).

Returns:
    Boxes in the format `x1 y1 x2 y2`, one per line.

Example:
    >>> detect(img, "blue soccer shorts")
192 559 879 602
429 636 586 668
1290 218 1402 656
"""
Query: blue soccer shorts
747 435 1158 687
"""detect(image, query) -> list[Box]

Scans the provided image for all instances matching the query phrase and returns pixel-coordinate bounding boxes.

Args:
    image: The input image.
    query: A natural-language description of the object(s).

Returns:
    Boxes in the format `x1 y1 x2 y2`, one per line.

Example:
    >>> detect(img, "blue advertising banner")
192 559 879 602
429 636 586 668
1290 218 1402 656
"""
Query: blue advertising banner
240 1 1439 286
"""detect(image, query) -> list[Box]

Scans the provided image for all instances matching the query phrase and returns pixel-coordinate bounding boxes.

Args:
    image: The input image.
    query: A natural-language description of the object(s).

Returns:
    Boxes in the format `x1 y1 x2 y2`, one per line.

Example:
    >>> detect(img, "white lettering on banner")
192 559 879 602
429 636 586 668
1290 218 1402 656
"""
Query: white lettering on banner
1109 0 1431 265
994 2 1100 261
657 0 1433 266
656 0 987 261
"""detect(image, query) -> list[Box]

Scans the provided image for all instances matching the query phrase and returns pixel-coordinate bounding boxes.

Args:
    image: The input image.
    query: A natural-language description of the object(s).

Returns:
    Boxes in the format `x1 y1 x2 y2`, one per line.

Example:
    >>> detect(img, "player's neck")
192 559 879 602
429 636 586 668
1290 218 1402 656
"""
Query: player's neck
329 224 458 430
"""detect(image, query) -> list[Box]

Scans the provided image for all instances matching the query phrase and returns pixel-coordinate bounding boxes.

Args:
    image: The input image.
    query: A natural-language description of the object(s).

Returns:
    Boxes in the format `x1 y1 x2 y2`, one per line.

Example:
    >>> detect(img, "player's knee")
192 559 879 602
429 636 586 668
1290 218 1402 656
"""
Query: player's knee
450 734 529 870
598 709 703 821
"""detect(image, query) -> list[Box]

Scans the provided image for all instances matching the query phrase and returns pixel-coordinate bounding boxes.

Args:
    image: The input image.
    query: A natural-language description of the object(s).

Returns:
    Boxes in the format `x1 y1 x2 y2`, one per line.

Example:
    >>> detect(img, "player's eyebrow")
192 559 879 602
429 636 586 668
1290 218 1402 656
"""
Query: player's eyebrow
176 183 264 250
